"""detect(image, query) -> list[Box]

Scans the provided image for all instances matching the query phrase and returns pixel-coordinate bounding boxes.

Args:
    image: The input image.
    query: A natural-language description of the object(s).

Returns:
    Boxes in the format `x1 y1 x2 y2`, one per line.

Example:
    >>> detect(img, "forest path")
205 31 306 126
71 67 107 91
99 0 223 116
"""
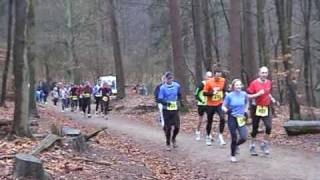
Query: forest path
49 105 320 180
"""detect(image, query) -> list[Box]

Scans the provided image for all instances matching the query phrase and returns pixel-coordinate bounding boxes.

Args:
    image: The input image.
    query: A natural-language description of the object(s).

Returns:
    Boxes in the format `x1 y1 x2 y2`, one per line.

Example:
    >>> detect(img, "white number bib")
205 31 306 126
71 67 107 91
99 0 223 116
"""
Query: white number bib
255 106 268 117
236 116 246 127
167 101 178 111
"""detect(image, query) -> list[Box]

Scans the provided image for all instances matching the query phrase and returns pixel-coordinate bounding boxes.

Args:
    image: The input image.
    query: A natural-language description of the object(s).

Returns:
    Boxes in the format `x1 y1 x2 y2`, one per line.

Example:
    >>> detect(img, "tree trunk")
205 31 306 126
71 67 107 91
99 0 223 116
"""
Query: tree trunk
107 0 125 99
275 0 301 120
192 0 204 85
220 0 230 31
0 0 14 107
168 0 189 103
229 0 242 80
12 0 32 137
301 0 316 107
64 0 80 84
94 0 103 79
211 4 221 64
202 0 213 71
256 0 268 66
242 0 257 85
27 0 39 118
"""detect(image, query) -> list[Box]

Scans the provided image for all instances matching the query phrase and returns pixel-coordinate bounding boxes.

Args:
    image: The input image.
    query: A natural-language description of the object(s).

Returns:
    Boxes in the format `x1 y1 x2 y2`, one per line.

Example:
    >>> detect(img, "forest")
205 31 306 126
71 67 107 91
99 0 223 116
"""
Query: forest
0 0 320 179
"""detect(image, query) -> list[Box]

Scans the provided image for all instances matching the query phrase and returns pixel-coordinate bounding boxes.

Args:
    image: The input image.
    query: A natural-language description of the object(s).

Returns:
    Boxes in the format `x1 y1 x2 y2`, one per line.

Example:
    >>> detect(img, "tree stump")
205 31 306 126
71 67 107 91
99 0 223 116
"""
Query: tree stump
71 135 88 153
283 120 320 136
62 126 81 137
13 153 46 180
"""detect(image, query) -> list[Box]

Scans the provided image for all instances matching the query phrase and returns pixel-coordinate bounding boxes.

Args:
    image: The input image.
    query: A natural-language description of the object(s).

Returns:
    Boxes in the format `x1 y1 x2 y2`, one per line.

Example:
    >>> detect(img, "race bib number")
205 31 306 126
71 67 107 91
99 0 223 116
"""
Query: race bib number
167 101 178 111
72 96 78 100
102 96 109 102
256 106 268 117
236 116 246 127
212 91 223 101
83 93 91 98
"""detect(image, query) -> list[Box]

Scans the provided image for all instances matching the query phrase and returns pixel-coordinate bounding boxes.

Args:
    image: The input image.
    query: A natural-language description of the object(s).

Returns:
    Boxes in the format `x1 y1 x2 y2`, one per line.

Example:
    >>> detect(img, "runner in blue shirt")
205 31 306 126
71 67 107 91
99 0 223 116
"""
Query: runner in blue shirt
222 79 249 163
157 72 182 151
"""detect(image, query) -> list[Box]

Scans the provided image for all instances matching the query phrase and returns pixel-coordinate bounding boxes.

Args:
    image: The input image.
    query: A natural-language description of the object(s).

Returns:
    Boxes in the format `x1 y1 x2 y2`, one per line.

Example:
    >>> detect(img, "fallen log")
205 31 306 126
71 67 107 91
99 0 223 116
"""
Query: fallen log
72 157 112 166
13 153 47 180
0 120 12 126
0 154 15 160
30 134 61 155
283 120 320 136
84 127 107 141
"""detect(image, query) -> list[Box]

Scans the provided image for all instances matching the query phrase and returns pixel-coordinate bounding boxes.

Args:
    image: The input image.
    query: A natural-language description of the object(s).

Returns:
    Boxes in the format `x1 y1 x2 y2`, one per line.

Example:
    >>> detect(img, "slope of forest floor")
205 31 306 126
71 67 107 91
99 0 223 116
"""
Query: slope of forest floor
0 102 199 179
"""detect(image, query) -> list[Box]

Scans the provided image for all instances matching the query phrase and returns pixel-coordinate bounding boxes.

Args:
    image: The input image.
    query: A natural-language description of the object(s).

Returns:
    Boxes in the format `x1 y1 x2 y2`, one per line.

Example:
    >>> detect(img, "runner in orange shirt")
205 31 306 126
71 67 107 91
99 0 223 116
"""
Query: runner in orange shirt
203 69 228 146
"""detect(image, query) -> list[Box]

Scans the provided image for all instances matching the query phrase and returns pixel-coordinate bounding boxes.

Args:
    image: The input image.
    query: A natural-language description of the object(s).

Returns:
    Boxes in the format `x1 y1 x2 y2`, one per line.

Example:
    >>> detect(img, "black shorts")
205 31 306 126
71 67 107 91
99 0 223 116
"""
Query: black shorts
163 110 180 128
197 105 206 116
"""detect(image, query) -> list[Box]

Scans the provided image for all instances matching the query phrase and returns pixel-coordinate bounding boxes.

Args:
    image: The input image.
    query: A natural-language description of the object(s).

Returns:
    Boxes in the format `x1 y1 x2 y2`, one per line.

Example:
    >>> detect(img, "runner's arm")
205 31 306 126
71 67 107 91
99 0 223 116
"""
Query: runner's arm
157 87 169 106
203 82 213 96
194 83 204 103
222 95 230 113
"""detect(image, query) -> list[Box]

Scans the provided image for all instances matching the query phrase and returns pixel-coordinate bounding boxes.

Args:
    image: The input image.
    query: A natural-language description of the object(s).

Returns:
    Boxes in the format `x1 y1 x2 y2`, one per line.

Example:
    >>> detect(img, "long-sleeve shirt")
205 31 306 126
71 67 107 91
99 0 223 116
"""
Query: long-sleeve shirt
157 82 181 110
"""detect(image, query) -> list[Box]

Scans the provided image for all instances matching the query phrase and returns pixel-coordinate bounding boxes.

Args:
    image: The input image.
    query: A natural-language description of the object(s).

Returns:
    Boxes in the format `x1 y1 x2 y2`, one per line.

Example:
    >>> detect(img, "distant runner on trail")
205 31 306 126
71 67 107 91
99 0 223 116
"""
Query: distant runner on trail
194 71 212 141
93 82 102 114
82 81 93 118
77 82 85 112
99 82 112 119
154 75 166 127
70 84 79 112
157 72 182 151
222 79 249 163
59 83 68 112
203 69 228 146
247 66 277 156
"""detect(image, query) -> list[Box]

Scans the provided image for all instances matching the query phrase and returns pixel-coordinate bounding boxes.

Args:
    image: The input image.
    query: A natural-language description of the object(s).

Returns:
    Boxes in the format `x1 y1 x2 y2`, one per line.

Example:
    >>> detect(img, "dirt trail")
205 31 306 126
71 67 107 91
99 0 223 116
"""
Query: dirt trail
50 106 320 180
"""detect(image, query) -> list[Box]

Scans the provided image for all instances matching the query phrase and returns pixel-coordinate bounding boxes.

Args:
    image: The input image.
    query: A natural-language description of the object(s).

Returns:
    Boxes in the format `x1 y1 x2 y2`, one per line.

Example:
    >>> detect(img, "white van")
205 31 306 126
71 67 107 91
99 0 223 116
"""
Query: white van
99 75 117 94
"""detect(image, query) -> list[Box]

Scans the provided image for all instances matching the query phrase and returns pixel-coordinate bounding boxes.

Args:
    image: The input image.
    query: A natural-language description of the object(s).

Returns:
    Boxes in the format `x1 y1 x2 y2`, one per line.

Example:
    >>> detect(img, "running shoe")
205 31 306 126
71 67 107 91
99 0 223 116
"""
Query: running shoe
206 135 212 146
261 142 270 155
230 156 237 163
195 131 201 141
218 134 226 145
250 144 258 156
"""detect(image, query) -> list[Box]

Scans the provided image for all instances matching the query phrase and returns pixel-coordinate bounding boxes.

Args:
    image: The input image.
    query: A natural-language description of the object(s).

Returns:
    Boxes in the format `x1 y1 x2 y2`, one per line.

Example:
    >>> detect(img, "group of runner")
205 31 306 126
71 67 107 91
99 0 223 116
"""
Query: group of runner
155 66 277 163
49 81 112 118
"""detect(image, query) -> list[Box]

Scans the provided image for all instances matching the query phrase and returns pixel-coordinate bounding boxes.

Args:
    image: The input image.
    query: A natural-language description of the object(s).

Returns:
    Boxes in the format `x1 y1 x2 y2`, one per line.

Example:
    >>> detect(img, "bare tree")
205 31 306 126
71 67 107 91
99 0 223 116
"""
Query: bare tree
0 0 14 107
168 0 189 104
229 0 242 80
192 0 204 84
12 0 32 137
242 0 258 84
256 0 268 66
301 0 316 107
64 0 80 84
27 0 39 118
275 0 301 119
202 0 213 71
107 0 125 99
